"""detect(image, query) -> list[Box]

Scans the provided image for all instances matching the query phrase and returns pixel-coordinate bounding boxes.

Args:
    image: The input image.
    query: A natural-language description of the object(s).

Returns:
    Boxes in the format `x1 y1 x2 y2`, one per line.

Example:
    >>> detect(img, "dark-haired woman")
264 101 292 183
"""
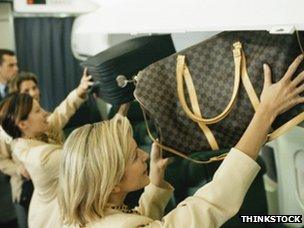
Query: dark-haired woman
0 69 92 228
0 71 41 228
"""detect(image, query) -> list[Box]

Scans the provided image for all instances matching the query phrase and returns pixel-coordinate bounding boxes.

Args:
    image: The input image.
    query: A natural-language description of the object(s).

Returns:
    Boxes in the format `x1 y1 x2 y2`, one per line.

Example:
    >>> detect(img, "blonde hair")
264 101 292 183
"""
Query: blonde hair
58 115 133 226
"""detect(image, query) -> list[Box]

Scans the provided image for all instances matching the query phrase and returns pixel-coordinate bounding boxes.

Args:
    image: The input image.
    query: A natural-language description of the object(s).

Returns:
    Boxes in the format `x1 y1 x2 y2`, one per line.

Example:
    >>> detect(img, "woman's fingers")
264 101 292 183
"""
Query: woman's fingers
158 157 172 169
82 75 92 83
291 71 304 88
80 74 93 90
150 142 161 162
83 67 88 76
293 96 304 105
259 55 304 117
160 158 171 168
87 82 94 87
293 83 304 96
150 142 170 169
85 75 92 80
296 96 304 105
263 64 272 89
283 54 304 81
282 96 304 113
165 157 174 165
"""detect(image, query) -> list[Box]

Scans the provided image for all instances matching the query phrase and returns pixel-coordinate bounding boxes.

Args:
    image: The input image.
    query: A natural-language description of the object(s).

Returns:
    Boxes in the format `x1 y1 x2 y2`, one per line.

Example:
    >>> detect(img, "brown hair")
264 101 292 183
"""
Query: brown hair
9 71 39 94
0 93 33 138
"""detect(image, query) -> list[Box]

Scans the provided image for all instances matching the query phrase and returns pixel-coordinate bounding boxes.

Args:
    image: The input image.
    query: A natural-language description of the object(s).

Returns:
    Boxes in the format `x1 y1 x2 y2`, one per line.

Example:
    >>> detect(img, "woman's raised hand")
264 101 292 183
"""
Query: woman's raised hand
236 54 304 160
149 142 172 189
260 54 304 119
76 68 94 98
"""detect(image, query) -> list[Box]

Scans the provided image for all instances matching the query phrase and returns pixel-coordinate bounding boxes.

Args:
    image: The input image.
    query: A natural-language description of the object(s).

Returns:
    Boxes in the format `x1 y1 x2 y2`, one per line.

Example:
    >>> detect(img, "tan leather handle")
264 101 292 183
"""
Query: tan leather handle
182 57 219 150
139 103 227 164
239 49 260 111
176 42 242 125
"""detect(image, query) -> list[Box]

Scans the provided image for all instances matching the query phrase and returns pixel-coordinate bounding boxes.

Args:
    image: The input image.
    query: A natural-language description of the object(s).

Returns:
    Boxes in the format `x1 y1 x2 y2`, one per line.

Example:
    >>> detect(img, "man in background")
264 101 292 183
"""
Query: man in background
0 49 18 99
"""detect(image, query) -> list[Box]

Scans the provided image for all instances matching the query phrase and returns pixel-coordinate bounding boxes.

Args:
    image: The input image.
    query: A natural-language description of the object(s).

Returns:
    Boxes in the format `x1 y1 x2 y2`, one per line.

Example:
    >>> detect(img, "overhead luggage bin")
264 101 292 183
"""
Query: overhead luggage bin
71 0 304 58
73 0 304 34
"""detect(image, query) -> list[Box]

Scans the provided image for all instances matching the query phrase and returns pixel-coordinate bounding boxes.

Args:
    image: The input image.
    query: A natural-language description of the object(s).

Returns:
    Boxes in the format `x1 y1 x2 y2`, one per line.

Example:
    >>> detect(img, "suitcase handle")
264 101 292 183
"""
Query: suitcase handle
177 41 304 146
176 42 242 125
175 42 244 150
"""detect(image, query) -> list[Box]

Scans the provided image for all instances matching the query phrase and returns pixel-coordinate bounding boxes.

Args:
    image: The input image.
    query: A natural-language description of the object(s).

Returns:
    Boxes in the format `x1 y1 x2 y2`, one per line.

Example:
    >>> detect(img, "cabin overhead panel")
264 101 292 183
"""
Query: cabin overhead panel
74 0 304 34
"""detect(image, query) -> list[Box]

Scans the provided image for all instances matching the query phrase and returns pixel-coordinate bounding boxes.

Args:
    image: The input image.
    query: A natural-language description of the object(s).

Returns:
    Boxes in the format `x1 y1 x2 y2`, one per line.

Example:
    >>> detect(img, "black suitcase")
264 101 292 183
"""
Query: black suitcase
82 35 176 105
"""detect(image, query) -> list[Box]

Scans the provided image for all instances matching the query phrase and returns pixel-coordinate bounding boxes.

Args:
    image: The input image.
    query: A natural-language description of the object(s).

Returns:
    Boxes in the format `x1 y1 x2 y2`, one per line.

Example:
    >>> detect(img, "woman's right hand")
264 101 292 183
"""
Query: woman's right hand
76 68 94 99
259 54 304 119
236 54 304 160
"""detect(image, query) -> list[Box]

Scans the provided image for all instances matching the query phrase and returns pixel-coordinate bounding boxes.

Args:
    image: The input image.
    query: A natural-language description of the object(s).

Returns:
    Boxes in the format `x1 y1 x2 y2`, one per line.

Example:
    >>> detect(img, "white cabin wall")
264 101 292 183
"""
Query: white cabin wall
171 32 218 51
0 2 15 50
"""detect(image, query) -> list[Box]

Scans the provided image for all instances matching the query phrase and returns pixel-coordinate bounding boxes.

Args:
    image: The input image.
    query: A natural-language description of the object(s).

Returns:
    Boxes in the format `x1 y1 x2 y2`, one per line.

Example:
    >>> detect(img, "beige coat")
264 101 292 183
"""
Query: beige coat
81 148 260 228
0 129 23 202
11 90 85 228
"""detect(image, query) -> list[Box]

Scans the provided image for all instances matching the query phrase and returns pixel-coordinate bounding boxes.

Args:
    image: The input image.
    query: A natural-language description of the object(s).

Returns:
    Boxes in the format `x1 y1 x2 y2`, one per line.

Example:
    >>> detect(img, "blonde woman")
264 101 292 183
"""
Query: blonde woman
0 69 93 228
59 55 304 227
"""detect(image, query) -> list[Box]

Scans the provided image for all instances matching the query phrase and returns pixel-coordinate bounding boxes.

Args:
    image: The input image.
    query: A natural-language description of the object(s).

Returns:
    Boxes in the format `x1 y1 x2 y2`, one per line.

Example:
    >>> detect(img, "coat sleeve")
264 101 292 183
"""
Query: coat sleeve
0 127 20 177
138 148 260 228
135 183 174 220
0 138 19 176
47 89 86 130
12 140 62 202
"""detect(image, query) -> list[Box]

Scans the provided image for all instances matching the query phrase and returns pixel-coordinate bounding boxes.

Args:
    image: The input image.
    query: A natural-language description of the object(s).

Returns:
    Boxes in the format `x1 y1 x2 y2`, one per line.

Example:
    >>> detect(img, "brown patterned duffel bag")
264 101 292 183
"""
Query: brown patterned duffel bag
134 31 304 162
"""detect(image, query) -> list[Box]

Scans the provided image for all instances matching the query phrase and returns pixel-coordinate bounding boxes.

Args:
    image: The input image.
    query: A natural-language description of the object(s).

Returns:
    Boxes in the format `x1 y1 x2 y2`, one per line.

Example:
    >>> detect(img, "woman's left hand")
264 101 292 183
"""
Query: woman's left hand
19 164 31 180
149 142 171 189
76 68 94 98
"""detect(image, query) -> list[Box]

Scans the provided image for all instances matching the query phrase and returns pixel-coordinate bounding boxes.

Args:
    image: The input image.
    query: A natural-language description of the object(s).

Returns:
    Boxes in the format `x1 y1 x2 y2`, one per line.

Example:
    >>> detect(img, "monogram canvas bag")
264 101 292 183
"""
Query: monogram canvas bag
134 31 304 163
